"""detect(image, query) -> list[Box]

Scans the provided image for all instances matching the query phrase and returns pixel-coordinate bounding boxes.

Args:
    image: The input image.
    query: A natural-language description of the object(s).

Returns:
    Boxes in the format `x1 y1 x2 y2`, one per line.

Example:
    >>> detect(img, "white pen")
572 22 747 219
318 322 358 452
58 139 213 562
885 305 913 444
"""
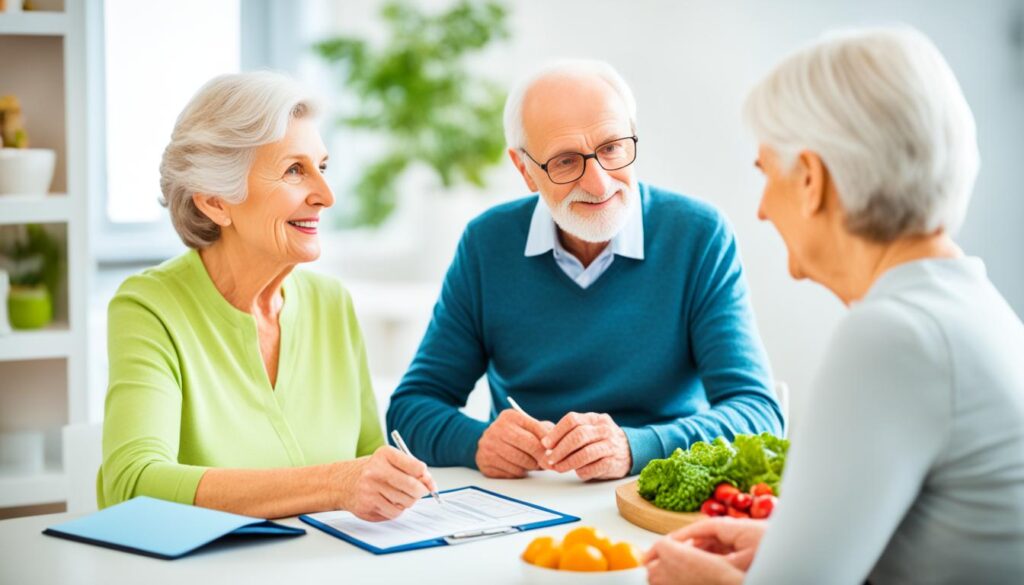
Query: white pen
507 396 531 418
390 429 444 506
509 396 556 466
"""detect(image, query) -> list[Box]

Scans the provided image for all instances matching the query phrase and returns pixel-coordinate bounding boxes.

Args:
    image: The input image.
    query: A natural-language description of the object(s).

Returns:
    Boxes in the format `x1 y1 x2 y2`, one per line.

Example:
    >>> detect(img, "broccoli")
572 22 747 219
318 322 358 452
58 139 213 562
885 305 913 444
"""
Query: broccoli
637 458 716 512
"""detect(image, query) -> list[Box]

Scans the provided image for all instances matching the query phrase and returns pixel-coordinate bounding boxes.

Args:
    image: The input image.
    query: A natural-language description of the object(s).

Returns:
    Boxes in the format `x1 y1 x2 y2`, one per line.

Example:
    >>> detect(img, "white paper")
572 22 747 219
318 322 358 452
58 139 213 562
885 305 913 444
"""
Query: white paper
307 487 560 550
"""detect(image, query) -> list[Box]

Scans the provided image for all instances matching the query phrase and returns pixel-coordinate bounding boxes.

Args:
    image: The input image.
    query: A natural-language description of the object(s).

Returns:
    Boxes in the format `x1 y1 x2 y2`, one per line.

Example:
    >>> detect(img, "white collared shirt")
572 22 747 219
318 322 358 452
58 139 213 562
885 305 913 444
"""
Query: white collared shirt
523 196 645 289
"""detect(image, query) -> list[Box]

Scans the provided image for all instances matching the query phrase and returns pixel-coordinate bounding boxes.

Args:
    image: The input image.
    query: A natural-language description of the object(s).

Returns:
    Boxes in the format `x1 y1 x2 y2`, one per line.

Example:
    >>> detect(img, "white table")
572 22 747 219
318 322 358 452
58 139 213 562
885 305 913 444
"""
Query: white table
0 468 661 584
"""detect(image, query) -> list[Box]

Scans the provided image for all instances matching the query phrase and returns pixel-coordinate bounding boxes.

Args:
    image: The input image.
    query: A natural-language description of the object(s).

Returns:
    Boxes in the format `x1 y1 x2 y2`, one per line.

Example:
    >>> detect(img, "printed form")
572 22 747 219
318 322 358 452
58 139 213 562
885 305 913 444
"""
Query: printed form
306 487 560 549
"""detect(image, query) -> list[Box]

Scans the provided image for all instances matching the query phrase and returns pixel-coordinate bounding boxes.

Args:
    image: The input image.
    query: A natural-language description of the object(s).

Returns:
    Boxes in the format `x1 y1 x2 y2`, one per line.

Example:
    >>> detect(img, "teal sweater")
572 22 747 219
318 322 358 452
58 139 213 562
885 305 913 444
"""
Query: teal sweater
387 184 782 474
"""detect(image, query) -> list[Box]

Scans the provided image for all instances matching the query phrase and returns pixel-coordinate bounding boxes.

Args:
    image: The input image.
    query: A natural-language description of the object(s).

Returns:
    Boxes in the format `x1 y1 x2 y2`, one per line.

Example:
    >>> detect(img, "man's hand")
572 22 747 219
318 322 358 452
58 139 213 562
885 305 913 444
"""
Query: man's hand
541 412 632 480
476 409 554 478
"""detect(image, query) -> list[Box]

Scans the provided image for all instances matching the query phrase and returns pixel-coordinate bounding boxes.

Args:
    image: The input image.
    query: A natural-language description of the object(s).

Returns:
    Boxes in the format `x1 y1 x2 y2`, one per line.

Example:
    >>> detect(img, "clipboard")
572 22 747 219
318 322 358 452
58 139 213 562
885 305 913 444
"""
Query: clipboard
299 485 579 555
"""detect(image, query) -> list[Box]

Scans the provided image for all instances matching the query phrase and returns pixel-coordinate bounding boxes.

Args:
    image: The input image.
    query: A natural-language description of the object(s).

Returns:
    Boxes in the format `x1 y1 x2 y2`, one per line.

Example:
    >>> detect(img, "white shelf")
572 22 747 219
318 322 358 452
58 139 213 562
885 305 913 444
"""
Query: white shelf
0 11 67 36
0 465 65 508
0 193 70 224
0 0 89 515
0 322 72 361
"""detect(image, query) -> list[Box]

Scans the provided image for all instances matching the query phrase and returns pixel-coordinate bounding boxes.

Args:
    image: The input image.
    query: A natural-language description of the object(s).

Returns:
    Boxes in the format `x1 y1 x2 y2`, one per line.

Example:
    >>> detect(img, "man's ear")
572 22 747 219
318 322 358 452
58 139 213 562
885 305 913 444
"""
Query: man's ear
508 148 539 193
192 193 232 227
796 150 827 218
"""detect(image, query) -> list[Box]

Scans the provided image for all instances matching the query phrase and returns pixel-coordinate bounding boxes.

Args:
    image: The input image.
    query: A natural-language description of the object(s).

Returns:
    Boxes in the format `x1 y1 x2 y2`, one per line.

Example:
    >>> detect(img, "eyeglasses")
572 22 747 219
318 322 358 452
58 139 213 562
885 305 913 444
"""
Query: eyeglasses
521 136 638 184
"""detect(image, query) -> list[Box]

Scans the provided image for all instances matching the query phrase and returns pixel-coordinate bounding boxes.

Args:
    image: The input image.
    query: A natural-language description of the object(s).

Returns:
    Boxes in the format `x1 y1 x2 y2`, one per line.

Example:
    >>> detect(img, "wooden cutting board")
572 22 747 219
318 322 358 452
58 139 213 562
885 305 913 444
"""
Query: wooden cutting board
615 479 705 534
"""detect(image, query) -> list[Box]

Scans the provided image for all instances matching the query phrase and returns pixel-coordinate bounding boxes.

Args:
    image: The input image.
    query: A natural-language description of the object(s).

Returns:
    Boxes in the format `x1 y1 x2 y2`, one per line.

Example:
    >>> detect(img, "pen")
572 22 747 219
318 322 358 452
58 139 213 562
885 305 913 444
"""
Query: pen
509 396 555 467
507 396 531 418
448 526 519 540
390 429 444 506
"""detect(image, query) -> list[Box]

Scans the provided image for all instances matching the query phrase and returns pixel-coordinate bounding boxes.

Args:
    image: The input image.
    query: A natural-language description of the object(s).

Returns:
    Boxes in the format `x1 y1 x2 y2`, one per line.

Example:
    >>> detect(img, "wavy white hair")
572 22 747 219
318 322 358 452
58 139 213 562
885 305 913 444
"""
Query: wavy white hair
502 59 637 150
159 71 320 249
743 26 979 242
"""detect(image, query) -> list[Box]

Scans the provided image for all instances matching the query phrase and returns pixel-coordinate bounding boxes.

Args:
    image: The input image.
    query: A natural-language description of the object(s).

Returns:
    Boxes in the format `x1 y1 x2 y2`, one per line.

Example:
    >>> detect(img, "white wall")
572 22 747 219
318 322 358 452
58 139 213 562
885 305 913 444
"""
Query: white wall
322 0 1024 427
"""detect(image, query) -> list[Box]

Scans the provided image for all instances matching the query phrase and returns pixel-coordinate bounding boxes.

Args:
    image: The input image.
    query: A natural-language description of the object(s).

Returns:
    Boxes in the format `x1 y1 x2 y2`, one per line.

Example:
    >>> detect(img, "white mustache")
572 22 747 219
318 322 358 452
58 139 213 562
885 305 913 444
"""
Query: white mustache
562 181 628 207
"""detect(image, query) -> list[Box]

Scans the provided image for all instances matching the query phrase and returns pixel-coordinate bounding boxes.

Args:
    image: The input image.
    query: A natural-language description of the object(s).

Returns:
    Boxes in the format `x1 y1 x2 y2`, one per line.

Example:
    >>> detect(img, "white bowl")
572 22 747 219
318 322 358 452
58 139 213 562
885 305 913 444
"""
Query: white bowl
0 148 56 195
521 560 647 585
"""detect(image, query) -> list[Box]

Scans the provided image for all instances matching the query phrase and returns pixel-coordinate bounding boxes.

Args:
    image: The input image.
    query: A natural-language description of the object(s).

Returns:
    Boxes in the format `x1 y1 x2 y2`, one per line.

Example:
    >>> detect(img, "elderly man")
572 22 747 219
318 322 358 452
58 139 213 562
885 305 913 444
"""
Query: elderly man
387 60 783 480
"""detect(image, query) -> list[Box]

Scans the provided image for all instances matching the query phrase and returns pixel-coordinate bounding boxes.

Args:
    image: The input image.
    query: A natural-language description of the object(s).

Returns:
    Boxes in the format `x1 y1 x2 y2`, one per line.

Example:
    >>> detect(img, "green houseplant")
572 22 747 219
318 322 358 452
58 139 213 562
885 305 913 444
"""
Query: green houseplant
315 0 510 226
1 224 60 329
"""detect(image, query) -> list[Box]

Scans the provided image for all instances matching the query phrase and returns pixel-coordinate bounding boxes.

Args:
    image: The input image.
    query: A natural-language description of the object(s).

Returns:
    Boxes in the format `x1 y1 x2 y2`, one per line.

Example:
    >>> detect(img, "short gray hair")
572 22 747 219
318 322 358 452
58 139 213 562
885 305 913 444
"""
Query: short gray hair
743 26 979 242
503 59 637 150
159 71 320 249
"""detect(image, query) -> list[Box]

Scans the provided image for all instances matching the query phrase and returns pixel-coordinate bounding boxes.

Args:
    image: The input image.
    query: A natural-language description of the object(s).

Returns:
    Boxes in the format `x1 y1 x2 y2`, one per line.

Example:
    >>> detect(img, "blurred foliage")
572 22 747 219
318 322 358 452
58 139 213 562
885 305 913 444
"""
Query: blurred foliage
0 224 60 291
315 0 510 226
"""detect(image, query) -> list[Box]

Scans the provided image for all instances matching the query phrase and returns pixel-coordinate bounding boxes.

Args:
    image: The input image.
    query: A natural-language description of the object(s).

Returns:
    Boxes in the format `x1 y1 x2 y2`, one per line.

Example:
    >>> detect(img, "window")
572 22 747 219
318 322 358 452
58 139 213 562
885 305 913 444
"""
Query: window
97 0 240 259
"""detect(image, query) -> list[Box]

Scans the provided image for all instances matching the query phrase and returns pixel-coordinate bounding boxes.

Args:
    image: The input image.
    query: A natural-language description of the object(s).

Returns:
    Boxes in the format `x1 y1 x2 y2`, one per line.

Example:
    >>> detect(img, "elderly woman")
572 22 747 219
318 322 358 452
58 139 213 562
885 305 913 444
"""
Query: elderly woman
98 72 435 521
645 27 1024 585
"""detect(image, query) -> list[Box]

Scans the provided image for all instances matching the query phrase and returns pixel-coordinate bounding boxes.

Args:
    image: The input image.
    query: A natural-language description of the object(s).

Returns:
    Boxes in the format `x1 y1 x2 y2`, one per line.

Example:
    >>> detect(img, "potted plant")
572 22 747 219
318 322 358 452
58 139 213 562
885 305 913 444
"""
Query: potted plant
1 224 59 330
314 0 511 228
0 94 56 195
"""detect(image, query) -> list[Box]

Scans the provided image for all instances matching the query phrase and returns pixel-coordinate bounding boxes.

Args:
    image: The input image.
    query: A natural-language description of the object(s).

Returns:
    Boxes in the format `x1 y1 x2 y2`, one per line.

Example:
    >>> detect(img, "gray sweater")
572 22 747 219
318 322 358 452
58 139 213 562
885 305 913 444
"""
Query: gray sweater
747 258 1024 584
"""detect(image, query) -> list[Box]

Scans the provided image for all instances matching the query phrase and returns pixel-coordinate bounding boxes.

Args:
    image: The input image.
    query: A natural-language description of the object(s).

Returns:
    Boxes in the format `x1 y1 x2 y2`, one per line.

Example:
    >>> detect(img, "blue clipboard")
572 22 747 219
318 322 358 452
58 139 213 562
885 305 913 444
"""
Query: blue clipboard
299 485 579 555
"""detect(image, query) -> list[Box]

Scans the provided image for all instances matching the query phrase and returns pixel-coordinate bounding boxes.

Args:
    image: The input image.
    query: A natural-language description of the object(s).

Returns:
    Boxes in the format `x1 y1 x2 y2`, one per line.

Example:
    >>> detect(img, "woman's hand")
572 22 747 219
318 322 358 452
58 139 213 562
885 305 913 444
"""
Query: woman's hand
335 446 438 522
643 518 766 585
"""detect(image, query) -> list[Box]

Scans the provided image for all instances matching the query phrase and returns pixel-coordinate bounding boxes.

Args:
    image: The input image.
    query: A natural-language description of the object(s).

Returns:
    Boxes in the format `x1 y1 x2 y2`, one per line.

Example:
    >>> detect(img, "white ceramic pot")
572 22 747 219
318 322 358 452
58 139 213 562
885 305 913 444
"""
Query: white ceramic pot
0 148 56 195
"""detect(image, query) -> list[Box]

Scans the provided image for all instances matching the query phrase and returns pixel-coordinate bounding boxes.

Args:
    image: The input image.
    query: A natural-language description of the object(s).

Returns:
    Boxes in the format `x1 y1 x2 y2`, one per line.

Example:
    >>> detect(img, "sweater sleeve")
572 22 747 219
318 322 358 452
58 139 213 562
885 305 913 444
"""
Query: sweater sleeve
385 227 490 467
745 300 951 584
98 288 208 508
621 216 783 474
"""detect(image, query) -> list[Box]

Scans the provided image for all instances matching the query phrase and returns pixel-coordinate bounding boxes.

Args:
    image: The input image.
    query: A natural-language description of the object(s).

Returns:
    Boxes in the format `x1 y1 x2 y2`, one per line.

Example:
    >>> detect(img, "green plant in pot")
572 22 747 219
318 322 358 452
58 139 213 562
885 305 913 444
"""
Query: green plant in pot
2 224 59 330
315 0 510 227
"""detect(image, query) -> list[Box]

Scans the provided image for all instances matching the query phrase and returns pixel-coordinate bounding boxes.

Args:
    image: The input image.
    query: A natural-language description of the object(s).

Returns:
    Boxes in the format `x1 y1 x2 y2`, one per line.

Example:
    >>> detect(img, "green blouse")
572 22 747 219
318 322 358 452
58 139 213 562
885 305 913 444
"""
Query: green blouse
98 250 385 508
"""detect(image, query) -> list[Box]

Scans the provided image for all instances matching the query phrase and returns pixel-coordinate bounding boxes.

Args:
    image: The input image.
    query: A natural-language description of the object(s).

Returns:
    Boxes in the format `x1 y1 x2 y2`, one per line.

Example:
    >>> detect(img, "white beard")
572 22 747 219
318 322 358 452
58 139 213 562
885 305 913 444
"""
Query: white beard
549 179 633 243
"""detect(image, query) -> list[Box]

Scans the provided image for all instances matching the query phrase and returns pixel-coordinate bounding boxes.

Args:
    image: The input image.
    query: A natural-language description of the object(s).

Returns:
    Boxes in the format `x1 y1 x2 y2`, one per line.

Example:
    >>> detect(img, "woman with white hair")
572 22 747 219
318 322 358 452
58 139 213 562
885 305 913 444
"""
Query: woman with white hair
98 72 436 520
645 27 1024 584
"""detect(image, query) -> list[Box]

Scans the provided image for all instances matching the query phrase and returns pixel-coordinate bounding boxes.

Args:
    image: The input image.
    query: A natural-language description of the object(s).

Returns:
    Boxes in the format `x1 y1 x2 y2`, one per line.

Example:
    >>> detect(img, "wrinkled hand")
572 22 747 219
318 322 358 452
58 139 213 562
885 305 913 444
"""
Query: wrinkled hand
338 446 437 522
542 412 632 480
476 409 554 478
643 518 766 585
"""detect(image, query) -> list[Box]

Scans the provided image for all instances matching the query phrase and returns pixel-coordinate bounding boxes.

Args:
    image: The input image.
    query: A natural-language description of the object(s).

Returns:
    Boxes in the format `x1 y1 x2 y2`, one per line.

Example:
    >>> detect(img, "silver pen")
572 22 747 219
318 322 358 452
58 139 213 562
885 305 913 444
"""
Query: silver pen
448 526 519 540
390 429 444 506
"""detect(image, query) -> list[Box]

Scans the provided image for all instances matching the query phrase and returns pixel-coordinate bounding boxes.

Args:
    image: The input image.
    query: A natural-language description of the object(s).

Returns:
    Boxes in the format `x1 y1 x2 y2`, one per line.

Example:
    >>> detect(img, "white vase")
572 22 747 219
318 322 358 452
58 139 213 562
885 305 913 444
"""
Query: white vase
0 148 56 195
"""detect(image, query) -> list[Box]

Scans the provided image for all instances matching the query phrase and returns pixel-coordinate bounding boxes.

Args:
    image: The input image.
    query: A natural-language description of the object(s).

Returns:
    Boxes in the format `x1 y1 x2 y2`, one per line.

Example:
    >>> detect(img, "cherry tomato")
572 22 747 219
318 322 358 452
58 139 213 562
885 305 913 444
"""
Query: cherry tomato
726 506 750 518
750 495 777 519
700 499 726 517
730 492 753 512
750 483 774 497
713 483 740 504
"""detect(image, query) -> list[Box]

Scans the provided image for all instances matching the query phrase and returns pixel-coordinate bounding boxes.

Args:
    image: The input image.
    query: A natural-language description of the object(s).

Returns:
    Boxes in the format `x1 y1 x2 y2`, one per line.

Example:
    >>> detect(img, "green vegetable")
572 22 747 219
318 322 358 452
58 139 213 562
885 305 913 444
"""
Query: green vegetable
637 433 790 512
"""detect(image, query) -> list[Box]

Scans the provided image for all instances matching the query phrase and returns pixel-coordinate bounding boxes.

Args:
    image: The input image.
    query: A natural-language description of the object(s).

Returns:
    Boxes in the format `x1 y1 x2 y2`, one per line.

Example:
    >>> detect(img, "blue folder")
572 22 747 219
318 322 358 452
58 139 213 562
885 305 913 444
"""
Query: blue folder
43 496 305 560
300 485 579 555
